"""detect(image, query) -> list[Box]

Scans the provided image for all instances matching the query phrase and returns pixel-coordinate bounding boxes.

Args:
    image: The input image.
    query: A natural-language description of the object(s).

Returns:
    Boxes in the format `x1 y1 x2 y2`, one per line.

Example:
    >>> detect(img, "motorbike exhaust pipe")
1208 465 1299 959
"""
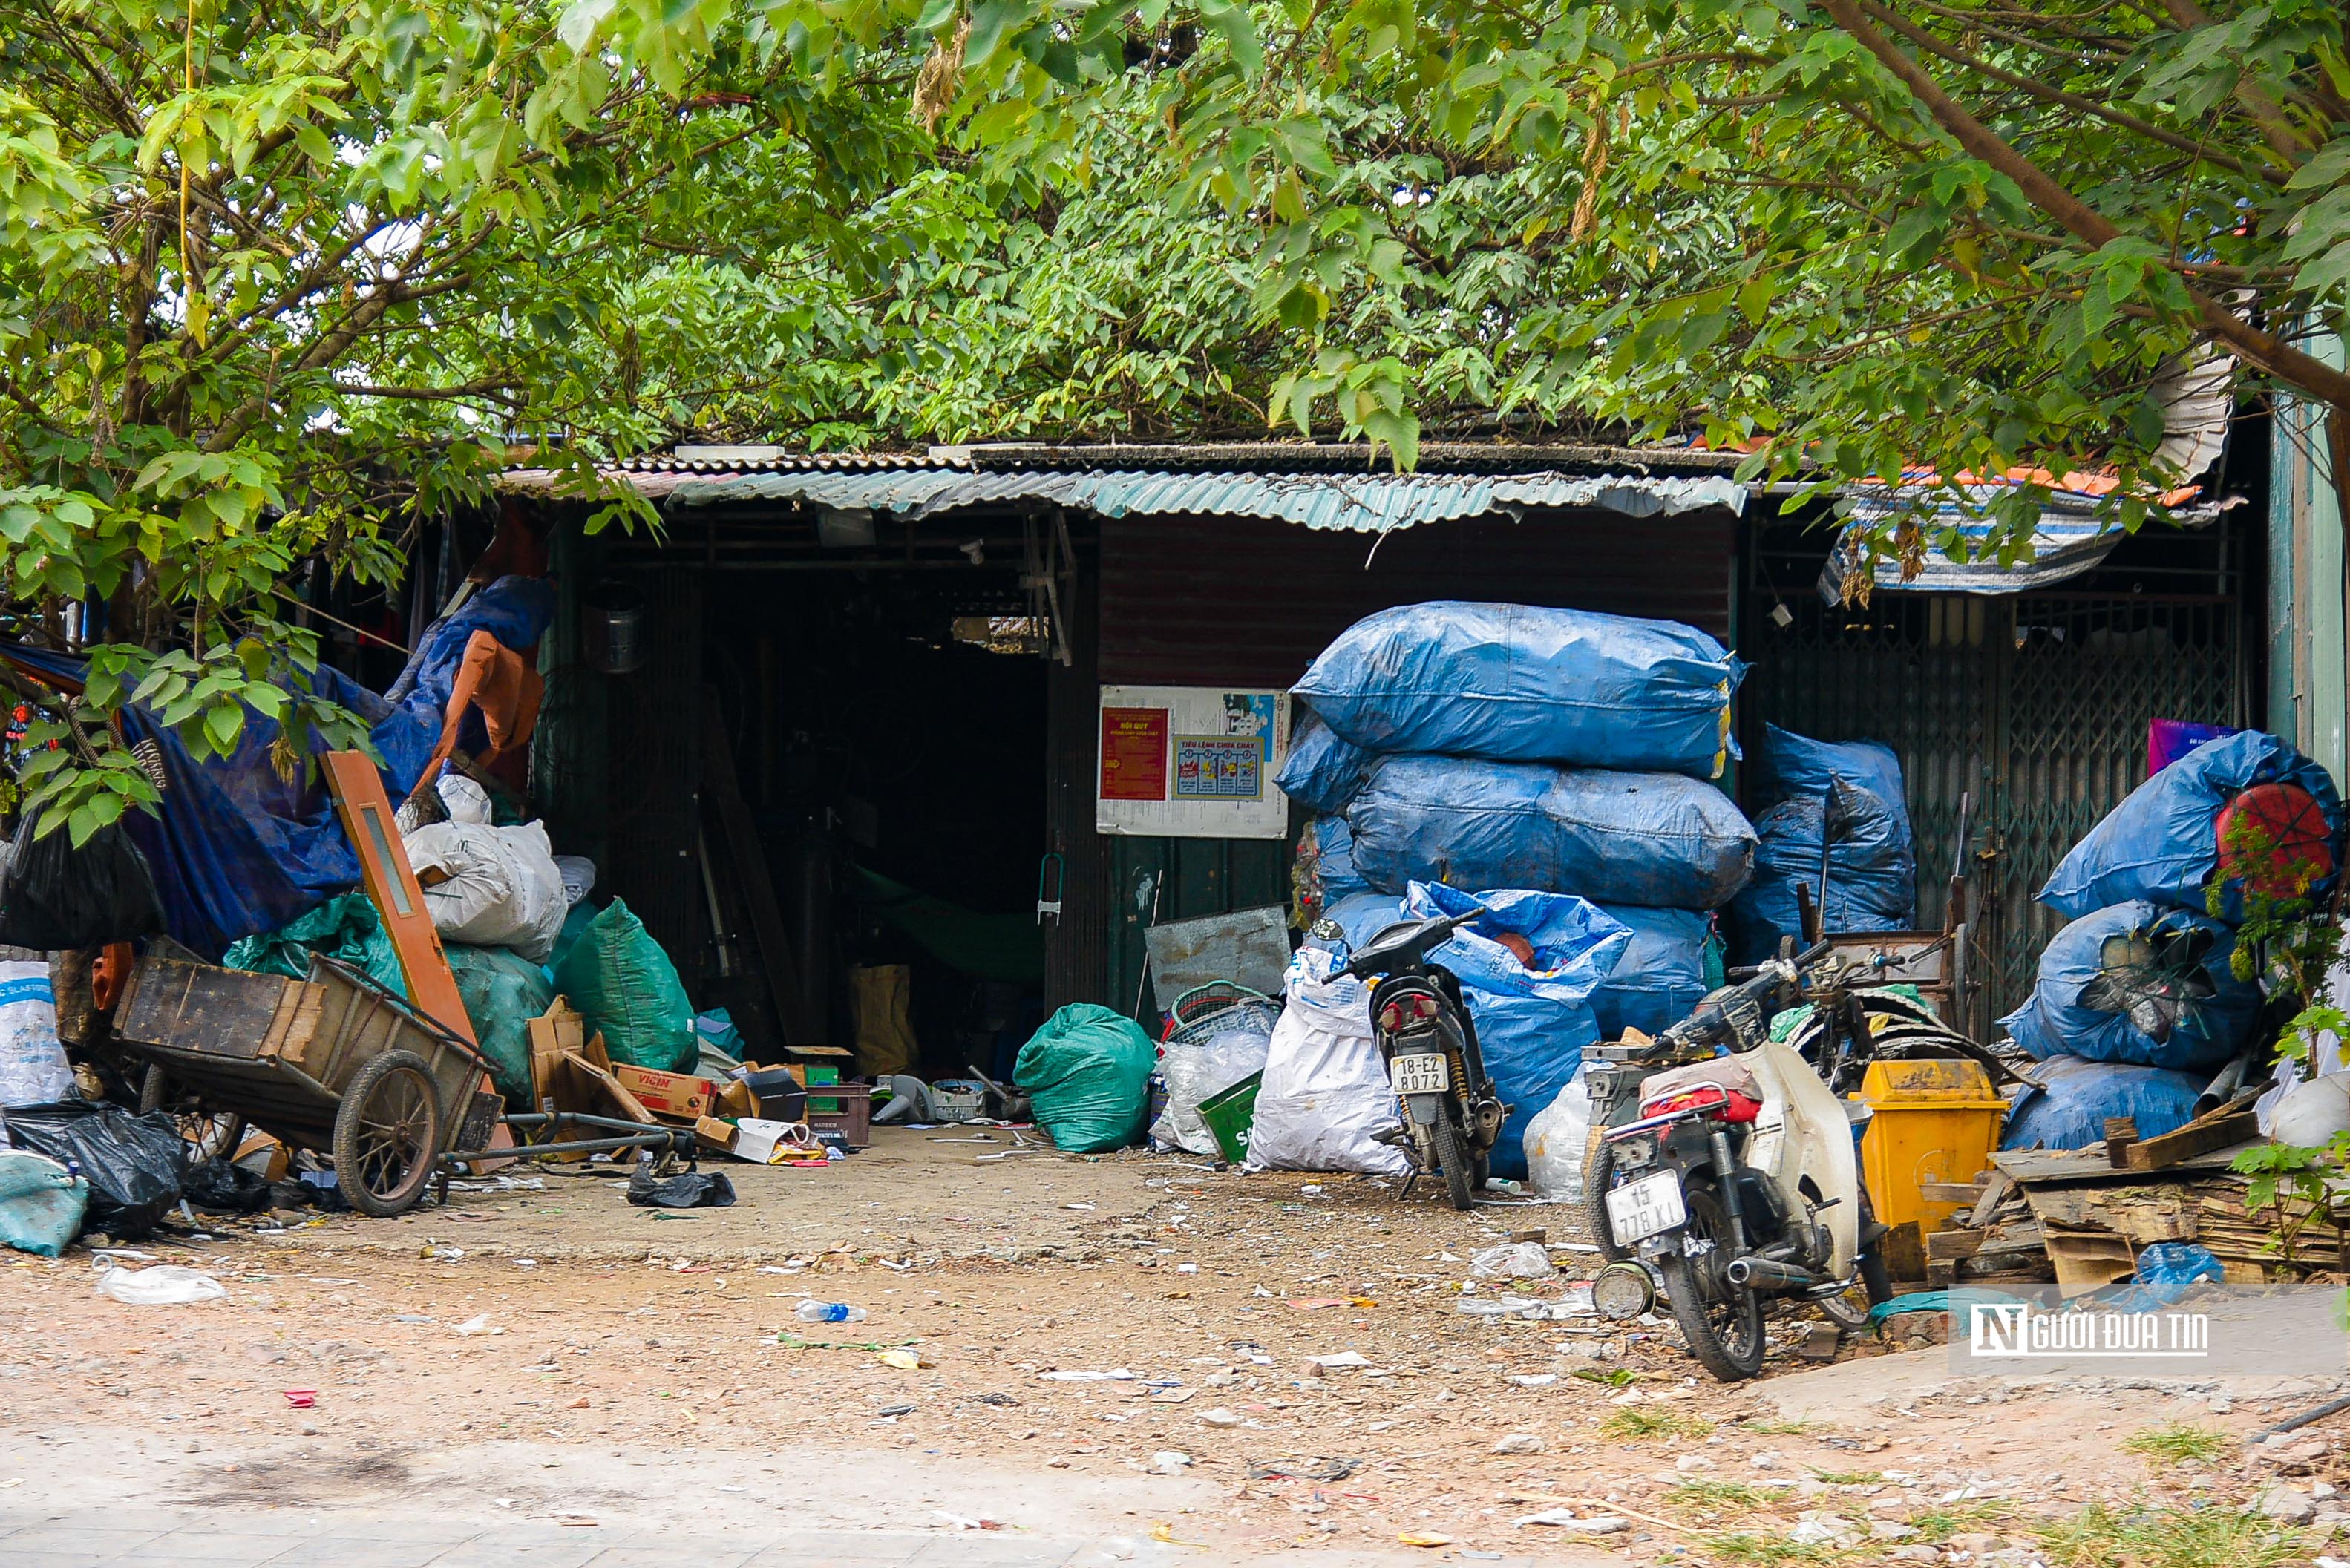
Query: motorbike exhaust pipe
1724 1256 1822 1293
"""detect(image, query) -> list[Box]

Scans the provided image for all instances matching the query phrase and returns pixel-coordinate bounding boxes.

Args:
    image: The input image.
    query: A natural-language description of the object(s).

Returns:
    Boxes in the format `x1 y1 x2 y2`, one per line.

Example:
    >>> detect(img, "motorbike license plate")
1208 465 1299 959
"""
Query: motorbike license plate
1606 1170 1687 1245
1389 1053 1451 1095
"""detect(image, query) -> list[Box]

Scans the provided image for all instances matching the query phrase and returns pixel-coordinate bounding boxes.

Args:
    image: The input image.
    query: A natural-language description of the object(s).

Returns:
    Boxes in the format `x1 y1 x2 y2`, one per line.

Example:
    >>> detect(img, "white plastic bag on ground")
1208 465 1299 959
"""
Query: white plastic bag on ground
94 1259 227 1305
0 959 71 1108
1524 1066 1594 1202
1245 948 1410 1176
1151 1026 1274 1154
403 820 567 962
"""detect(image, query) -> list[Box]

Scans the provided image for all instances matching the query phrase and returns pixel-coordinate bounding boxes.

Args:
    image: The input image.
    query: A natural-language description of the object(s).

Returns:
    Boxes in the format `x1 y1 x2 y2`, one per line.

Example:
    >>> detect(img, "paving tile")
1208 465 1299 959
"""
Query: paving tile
284 1536 490 1568
580 1549 762 1568
5 1552 128 1568
904 1536 1082 1567
0 1526 163 1558
128 1530 311 1562
739 1550 925 1568
421 1536 612 1568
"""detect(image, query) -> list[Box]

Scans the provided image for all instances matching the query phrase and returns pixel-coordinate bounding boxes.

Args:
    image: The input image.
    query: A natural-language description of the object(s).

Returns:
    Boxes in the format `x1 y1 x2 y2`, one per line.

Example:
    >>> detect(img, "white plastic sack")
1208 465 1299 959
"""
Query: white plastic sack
0 959 71 1108
1151 1026 1274 1155
1244 948 1410 1176
1523 1066 1594 1202
403 820 567 962
436 773 493 824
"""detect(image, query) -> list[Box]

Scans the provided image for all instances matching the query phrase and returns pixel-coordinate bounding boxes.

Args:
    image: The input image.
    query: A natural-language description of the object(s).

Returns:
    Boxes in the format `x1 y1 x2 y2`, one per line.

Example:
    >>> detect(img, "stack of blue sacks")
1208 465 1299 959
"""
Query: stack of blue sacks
2000 730 2343 1149
1727 724 1917 965
1277 602 1755 1178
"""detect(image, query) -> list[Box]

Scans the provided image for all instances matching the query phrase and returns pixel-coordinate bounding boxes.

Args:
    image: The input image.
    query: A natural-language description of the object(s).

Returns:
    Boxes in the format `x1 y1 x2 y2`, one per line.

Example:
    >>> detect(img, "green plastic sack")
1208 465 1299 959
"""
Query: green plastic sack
223 893 407 998
0 1149 87 1258
1014 1003 1156 1153
549 898 697 1074
444 944 554 1104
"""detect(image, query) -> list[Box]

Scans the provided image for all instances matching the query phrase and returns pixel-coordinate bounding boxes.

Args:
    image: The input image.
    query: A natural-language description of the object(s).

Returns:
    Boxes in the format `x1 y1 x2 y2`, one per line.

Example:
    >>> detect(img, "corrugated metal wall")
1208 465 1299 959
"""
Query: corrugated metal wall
1091 507 1738 1017
1097 508 1735 688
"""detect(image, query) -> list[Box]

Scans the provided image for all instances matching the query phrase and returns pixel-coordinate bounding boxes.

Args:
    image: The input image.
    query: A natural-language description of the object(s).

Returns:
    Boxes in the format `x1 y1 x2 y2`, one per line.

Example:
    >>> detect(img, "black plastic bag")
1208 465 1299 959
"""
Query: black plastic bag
0 817 166 951
1 1100 183 1239
183 1157 272 1214
626 1165 736 1209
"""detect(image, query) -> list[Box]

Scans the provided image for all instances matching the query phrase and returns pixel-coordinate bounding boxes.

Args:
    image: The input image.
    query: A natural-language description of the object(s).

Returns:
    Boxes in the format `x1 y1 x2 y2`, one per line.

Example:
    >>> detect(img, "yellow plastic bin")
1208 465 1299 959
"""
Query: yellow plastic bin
1855 1058 2008 1235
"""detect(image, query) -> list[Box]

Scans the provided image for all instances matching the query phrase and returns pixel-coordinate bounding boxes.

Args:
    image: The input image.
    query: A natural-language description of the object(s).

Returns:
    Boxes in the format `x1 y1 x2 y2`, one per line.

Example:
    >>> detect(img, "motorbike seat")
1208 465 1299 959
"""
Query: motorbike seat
1640 1056 1765 1124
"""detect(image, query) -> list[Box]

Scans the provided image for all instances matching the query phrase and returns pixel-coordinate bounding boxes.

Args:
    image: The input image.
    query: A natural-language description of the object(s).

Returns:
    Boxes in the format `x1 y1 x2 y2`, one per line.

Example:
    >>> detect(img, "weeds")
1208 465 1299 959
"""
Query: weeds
2121 1422 2230 1464
1905 1500 2014 1544
1739 1417 1822 1436
2036 1501 2306 1568
1698 1530 1851 1565
1665 1479 1778 1512
1571 1366 1642 1389
1600 1405 1714 1441
1807 1469 1888 1486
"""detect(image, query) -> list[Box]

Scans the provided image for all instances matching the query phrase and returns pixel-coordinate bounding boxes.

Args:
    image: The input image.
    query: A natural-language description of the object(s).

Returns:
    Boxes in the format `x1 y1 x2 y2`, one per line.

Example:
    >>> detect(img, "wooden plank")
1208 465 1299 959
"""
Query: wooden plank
1992 1144 2248 1186
701 686 810 1044
1919 1182 1988 1204
321 751 474 1043
2123 1107 2260 1172
1966 1171 2015 1229
1926 1228 1986 1262
1879 1218 1927 1284
2104 1116 2139 1169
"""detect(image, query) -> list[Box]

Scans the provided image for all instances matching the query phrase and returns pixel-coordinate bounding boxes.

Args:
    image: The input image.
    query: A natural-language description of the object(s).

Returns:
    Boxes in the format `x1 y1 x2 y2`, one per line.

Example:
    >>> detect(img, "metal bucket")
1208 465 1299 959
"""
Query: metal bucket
582 581 646 674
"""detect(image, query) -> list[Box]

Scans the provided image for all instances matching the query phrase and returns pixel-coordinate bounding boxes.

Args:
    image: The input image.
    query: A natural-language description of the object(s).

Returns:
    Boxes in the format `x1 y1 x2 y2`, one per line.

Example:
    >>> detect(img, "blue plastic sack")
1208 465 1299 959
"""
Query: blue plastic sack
2000 901 2257 1072
2038 729 2344 921
1295 603 1742 778
2000 1056 2205 1151
1318 892 1409 954
0 1149 86 1258
1346 754 1755 909
1758 725 1913 855
1728 781 1917 964
1590 905 1717 1040
1277 709 1377 815
1406 882 1629 1181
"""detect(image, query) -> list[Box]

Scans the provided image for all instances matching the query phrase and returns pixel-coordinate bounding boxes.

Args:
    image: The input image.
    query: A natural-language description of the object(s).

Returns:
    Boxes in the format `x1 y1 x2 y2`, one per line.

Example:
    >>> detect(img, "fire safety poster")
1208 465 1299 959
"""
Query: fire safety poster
1096 686 1291 838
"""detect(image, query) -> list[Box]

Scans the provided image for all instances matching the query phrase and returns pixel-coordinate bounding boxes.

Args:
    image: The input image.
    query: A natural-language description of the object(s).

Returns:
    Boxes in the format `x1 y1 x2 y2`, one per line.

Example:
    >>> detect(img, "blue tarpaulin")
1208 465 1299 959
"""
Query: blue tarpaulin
0 576 553 955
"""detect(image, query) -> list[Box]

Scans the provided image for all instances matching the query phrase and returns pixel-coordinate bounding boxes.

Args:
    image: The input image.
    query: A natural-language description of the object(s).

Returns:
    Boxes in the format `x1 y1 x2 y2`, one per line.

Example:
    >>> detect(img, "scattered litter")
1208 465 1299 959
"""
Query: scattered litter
1200 1408 1242 1428
875 1404 917 1418
1516 1510 1629 1533
92 1260 226 1306
1150 1450 1193 1474
1508 1374 1559 1388
1039 1368 1136 1382
626 1167 736 1209
283 1390 316 1409
1306 1351 1374 1369
453 1314 499 1336
1399 1532 1453 1548
1455 1294 1585 1321
1248 1457 1358 1482
392 1314 433 1325
1470 1241 1556 1279
795 1302 868 1324
1285 1298 1344 1311
875 1349 923 1371
935 1510 1002 1531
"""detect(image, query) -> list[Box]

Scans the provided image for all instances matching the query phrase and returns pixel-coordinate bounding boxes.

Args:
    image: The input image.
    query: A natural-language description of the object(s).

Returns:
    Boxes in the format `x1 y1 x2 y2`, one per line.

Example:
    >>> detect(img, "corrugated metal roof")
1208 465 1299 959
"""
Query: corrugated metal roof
1820 487 2227 597
647 468 1749 529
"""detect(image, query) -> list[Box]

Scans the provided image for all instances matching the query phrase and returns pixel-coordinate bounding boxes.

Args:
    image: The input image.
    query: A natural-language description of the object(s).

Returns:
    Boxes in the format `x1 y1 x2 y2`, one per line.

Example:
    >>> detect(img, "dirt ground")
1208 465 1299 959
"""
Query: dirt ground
6 1127 2349 1563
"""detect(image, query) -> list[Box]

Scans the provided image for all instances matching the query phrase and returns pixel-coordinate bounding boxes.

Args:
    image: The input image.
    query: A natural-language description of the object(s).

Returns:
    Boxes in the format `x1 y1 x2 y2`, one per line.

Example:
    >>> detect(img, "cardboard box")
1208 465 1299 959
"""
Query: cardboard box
611 1063 719 1122
731 1117 805 1164
693 1115 739 1155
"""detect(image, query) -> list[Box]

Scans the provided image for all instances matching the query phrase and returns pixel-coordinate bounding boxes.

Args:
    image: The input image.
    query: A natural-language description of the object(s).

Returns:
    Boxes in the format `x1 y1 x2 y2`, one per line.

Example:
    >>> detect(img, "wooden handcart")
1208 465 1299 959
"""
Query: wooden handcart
111 950 687 1216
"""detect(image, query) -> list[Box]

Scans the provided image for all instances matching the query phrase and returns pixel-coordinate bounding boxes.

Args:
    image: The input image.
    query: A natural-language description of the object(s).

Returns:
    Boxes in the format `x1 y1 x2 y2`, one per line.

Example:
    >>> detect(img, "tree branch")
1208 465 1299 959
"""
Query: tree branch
1818 0 2350 410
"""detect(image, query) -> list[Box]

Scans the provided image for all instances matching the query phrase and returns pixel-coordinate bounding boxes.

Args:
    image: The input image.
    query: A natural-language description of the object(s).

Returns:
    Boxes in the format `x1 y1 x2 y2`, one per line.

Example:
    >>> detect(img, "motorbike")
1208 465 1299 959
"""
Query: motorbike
1340 906 1507 1212
1581 940 1893 1381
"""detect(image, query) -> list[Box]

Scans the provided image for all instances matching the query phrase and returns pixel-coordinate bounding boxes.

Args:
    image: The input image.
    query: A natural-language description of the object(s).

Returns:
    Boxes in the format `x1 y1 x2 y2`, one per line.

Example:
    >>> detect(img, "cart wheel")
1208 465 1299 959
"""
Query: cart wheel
180 1112 246 1167
333 1049 443 1217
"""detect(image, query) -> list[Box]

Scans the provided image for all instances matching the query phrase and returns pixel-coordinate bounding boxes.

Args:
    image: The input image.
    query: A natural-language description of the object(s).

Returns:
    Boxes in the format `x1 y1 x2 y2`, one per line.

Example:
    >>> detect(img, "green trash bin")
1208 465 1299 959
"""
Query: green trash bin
1196 1071 1263 1165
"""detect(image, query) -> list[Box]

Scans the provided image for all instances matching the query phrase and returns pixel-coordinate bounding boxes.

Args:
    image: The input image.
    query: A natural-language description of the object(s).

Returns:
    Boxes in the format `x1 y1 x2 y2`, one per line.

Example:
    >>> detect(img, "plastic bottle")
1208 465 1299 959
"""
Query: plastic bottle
795 1301 867 1323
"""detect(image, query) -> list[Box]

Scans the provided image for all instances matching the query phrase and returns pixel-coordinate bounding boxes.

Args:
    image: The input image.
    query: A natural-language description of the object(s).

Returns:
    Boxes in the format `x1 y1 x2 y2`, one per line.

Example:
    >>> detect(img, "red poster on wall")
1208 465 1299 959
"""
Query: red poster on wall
1100 707 1169 801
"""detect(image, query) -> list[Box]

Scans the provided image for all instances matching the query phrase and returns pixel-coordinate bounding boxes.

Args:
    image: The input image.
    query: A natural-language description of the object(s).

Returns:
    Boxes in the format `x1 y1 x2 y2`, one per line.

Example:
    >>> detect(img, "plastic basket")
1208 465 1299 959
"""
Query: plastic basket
1196 1071 1263 1164
1163 984 1279 1050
